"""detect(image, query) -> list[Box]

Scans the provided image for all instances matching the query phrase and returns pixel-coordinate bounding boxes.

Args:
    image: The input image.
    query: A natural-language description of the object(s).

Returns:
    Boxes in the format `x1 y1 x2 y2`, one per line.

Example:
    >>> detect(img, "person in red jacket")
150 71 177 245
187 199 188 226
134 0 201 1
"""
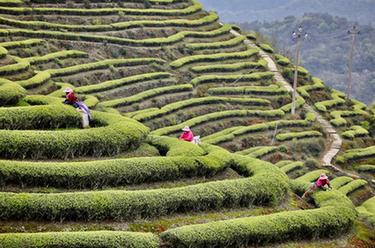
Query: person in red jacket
302 173 332 199
63 88 79 108
179 126 194 142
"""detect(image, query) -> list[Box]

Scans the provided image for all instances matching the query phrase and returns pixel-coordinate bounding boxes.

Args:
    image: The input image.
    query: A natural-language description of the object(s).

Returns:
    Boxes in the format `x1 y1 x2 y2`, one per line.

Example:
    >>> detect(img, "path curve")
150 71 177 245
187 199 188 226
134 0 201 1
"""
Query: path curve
229 29 347 170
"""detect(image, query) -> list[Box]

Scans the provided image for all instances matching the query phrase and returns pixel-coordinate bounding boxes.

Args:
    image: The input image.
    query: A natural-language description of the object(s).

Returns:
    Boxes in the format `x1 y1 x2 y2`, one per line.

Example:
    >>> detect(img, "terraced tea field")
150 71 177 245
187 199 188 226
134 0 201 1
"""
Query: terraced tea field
0 0 374 247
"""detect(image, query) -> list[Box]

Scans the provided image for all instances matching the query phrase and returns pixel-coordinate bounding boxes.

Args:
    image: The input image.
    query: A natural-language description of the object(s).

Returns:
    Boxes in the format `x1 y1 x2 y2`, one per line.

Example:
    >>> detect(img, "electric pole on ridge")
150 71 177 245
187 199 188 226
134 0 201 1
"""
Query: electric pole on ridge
345 25 360 100
291 26 308 115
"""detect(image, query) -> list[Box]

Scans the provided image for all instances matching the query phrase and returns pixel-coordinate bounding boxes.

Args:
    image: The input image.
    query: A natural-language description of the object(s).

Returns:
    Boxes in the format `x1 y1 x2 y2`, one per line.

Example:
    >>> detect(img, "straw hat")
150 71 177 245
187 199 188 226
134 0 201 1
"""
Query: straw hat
319 173 328 180
64 88 73 93
182 126 190 132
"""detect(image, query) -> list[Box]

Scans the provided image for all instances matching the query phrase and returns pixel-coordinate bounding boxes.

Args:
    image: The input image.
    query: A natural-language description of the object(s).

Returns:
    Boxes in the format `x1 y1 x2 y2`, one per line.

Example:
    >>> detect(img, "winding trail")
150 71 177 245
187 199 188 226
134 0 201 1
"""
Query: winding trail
229 29 348 170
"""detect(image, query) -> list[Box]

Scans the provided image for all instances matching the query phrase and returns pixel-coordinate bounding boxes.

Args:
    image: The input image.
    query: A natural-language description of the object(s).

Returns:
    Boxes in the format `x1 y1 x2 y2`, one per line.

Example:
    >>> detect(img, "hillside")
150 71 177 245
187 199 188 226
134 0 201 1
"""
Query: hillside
240 13 375 105
0 0 374 247
199 0 375 24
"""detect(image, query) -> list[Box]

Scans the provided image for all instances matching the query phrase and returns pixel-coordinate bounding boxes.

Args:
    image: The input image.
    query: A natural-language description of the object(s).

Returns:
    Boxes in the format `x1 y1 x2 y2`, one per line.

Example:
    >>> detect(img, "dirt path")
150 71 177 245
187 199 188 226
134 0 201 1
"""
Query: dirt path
229 29 347 169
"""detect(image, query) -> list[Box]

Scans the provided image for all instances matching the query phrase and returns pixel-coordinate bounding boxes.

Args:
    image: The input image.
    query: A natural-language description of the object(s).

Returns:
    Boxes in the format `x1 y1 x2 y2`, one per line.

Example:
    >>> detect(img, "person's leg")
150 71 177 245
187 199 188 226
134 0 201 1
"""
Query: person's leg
302 183 317 198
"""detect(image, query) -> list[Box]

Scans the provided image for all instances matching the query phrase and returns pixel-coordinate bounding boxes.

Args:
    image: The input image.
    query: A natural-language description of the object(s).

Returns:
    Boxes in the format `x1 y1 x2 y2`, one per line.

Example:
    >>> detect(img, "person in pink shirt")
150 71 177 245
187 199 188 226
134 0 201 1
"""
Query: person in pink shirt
179 126 194 142
302 173 332 199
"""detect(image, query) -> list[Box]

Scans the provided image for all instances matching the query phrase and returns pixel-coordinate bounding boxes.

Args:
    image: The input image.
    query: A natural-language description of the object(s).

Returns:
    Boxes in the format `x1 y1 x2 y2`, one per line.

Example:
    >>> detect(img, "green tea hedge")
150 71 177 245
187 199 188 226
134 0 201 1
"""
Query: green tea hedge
46 58 165 77
170 48 258 69
276 130 322 141
274 54 291 66
191 72 274 86
99 84 193 108
0 24 231 47
191 59 267 73
0 104 81 130
0 45 7 58
161 190 356 247
0 231 159 248
202 117 313 145
297 77 325 98
315 90 345 112
16 71 51 88
258 43 274 53
186 35 245 50
0 11 218 32
342 125 369 139
24 50 87 64
338 179 368 195
0 151 290 221
0 38 44 48
331 176 353 189
208 84 288 96
134 97 270 122
0 59 29 75
75 72 171 94
0 0 201 16
0 78 26 106
0 152 228 188
152 109 285 136
0 111 149 159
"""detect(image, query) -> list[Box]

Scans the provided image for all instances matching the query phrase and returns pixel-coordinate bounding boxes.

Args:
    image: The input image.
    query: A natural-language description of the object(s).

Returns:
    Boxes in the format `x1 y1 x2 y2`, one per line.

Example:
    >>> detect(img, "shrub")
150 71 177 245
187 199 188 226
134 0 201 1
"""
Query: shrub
0 59 29 75
75 72 171 94
134 97 271 122
280 161 304 173
315 90 345 112
237 146 286 158
0 231 159 248
330 109 369 127
0 78 26 106
99 84 193 108
23 50 87 64
280 96 305 112
0 161 289 221
16 71 51 88
170 48 259 69
0 38 44 48
0 104 81 130
297 77 325 98
274 54 290 66
355 164 375 173
342 125 369 139
0 0 202 16
276 131 322 141
356 196 375 226
191 72 274 86
208 84 288 96
186 35 245 50
191 59 267 73
331 176 354 189
161 177 355 248
336 146 375 163
202 115 314 145
0 24 230 47
46 58 165 77
0 149 229 188
151 109 285 136
244 31 257 40
0 111 149 159
338 179 368 195
0 45 7 58
258 43 274 53
0 11 218 32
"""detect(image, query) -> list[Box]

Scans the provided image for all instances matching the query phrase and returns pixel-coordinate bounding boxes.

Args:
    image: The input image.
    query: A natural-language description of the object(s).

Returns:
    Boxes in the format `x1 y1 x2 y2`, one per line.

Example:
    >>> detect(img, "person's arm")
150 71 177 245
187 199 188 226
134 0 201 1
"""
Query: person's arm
188 131 194 142
327 179 332 189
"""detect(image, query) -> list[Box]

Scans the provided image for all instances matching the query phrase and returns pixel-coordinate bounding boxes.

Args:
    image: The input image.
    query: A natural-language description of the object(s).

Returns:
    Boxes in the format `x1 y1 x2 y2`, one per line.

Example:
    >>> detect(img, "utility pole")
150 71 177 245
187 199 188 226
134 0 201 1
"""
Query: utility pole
345 25 360 100
291 26 308 115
